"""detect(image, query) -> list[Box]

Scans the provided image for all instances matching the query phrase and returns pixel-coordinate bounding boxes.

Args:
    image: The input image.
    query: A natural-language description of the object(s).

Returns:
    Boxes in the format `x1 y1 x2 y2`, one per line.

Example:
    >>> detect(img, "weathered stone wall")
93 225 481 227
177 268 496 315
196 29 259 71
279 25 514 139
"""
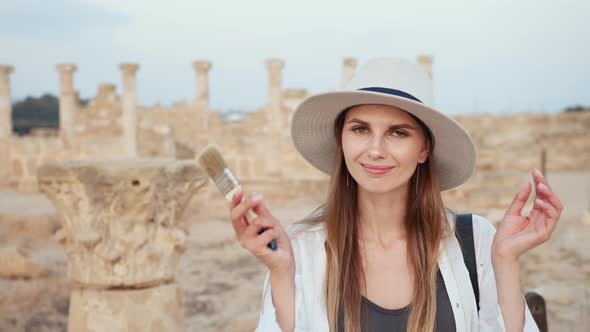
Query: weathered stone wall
74 83 123 137
455 111 590 172
8 136 69 191
443 111 590 211
139 102 207 159
3 57 589 195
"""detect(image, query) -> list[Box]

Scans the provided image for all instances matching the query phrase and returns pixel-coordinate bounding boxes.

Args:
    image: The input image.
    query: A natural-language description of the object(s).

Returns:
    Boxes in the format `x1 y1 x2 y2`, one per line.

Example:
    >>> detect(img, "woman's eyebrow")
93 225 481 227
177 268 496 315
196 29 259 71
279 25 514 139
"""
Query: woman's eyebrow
346 118 417 130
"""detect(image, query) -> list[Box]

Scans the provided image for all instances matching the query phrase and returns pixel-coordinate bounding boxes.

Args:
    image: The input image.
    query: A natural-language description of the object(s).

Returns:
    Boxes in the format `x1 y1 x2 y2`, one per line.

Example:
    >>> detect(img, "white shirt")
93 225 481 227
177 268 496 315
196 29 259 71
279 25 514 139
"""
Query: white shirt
256 213 539 332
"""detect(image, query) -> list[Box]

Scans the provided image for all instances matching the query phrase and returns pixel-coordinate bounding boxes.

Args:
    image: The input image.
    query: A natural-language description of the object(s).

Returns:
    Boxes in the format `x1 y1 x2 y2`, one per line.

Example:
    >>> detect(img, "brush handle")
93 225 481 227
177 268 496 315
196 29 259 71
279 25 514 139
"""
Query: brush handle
246 209 278 251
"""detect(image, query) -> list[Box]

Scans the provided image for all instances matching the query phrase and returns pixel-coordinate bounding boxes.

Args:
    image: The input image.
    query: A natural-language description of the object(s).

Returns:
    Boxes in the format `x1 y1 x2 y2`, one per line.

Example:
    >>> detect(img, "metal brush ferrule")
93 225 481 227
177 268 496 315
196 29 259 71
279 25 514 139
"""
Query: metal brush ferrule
212 167 240 196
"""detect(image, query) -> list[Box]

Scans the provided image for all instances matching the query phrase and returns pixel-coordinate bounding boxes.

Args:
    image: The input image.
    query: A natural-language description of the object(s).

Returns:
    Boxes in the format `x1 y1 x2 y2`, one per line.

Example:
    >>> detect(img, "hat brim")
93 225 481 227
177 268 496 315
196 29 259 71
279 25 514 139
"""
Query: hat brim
290 90 477 191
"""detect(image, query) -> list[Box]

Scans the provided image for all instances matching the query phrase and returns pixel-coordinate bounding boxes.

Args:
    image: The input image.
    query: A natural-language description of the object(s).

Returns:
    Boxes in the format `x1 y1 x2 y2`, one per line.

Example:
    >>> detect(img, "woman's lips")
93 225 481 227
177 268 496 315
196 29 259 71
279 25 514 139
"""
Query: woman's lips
361 164 394 175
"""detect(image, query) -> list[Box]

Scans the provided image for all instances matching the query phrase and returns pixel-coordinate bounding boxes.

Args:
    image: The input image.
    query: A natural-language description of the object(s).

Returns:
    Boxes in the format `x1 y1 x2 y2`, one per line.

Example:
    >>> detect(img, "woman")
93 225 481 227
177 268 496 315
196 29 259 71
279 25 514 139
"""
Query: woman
230 58 561 331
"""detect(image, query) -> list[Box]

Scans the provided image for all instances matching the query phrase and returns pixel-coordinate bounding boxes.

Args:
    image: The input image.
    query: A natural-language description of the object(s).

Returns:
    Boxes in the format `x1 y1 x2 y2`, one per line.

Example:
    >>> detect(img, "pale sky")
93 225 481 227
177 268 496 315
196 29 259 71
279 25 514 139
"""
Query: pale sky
1 0 589 115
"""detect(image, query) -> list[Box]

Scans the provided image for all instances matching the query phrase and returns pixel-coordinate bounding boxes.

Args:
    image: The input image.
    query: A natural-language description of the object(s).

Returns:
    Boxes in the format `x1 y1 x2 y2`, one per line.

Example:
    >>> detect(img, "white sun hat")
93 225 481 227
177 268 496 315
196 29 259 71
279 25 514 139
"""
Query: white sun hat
290 58 476 191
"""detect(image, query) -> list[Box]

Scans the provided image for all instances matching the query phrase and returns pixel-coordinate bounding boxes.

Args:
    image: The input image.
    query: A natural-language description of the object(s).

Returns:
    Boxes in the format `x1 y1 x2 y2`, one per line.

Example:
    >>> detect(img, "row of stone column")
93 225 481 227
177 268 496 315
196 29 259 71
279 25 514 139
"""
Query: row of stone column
0 62 211 157
51 63 145 156
0 55 432 151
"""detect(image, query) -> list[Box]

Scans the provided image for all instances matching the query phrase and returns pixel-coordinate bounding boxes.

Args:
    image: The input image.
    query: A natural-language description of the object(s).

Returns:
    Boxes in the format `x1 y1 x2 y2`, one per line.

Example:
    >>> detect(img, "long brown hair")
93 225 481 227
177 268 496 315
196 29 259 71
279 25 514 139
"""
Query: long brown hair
299 107 452 331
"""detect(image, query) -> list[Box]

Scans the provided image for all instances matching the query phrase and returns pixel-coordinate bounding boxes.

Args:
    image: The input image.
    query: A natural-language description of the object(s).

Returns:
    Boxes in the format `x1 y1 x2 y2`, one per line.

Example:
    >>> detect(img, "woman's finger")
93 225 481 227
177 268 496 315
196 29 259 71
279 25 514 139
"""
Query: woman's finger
230 193 264 226
229 190 249 235
251 228 278 256
537 183 563 214
531 200 557 243
505 182 532 217
252 197 274 218
528 202 542 224
242 216 277 238
231 189 244 208
532 169 555 208
532 168 552 190
536 199 560 228
533 178 550 204
240 224 276 252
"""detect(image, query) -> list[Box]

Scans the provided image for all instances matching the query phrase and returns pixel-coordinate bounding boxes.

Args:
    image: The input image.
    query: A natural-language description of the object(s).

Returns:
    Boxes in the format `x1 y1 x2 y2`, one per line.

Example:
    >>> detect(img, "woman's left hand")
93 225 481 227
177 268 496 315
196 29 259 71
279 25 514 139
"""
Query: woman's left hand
492 168 563 261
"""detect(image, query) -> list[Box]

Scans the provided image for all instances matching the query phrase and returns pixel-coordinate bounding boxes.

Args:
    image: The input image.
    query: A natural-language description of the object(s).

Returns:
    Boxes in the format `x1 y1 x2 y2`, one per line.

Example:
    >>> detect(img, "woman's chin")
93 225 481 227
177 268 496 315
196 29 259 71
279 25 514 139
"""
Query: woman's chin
357 182 405 195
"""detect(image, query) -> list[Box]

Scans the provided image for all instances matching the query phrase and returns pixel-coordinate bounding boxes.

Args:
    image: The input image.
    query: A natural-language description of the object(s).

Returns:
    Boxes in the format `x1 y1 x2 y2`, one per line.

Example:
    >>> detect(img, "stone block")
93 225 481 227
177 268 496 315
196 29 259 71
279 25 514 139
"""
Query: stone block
12 159 23 177
26 159 37 176
68 283 183 332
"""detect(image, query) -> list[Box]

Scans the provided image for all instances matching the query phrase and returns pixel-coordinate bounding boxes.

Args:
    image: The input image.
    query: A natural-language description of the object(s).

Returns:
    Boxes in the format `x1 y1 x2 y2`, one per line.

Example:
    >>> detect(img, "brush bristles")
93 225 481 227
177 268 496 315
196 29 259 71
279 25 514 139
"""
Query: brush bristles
197 144 228 179
197 144 241 196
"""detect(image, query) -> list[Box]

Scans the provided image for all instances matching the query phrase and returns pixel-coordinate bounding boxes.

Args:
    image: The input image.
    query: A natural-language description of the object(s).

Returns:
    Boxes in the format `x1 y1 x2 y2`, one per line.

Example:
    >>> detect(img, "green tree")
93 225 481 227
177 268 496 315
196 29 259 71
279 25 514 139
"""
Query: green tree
563 105 589 113
11 94 90 135
12 94 59 135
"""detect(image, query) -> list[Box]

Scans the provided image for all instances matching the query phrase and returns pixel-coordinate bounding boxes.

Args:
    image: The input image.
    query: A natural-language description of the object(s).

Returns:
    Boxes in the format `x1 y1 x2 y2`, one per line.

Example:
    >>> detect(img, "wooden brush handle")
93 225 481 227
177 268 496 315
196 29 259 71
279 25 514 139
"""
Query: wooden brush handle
245 204 278 251
246 209 258 222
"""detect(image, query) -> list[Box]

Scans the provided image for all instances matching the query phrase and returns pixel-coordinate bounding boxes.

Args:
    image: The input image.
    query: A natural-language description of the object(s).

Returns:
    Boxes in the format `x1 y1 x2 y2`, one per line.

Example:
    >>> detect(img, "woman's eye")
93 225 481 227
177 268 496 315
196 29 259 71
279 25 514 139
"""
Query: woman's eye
390 130 407 137
351 127 407 137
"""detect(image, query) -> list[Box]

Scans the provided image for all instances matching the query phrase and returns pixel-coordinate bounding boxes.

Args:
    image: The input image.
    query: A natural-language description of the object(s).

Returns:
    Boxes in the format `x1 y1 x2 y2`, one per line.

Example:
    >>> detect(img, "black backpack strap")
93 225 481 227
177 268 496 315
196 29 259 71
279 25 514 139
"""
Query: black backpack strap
455 213 480 313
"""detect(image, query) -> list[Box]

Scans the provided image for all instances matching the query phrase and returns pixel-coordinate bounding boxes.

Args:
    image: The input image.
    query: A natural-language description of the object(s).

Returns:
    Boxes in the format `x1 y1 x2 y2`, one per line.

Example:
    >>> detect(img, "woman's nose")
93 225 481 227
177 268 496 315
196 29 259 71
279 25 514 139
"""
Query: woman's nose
367 137 385 160
368 149 383 160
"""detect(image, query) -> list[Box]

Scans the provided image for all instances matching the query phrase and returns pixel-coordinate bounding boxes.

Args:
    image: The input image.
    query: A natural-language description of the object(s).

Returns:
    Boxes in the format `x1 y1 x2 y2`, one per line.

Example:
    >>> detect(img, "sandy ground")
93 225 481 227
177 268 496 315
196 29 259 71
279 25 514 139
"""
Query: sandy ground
0 172 588 331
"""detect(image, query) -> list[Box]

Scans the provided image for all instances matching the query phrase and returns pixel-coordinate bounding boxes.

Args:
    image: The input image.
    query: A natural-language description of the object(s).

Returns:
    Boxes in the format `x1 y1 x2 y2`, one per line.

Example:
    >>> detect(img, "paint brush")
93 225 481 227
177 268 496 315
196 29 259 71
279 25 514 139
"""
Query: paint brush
197 144 278 251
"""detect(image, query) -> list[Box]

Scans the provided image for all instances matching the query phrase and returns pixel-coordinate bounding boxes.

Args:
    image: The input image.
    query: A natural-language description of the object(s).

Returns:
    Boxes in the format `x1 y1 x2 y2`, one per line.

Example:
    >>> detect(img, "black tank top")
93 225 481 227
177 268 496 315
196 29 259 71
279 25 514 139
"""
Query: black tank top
337 271 456 331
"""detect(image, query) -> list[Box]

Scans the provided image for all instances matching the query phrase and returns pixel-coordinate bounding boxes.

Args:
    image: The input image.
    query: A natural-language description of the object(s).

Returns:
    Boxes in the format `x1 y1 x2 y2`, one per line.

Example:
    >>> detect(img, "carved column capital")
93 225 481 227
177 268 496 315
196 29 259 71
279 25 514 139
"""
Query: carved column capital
0 65 14 76
56 63 78 74
192 61 212 73
118 63 140 75
192 61 212 108
417 55 434 79
265 58 285 72
342 57 357 68
0 65 14 96
0 65 14 141
341 57 358 88
37 159 208 287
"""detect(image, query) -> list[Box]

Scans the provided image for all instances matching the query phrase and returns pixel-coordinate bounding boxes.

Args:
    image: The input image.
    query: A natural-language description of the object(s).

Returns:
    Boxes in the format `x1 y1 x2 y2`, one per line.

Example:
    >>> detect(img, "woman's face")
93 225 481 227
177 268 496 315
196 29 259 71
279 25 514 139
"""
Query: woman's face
341 104 429 195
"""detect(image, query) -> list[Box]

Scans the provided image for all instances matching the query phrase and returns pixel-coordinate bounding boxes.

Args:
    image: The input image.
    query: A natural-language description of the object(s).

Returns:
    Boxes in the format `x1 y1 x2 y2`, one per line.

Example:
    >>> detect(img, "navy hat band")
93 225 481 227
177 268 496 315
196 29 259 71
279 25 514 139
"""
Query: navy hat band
357 87 422 103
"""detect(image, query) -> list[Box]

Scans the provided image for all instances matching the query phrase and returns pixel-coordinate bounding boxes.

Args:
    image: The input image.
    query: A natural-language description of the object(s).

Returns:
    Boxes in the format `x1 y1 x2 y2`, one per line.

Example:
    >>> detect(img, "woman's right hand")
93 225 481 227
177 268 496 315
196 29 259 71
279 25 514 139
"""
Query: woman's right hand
230 190 295 275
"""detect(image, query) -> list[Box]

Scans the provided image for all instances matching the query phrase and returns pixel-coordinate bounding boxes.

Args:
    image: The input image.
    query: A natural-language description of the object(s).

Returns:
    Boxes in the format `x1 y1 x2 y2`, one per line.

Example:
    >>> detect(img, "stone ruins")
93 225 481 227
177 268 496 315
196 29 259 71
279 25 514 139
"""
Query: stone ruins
0 56 588 331
1 57 588 195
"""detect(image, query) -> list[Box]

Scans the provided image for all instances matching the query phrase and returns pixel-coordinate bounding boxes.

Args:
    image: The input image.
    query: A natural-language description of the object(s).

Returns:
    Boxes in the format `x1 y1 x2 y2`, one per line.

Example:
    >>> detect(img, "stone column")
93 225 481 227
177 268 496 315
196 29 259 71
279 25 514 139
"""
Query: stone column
341 57 358 88
0 65 13 139
192 61 211 109
56 64 78 145
283 88 307 131
417 55 434 79
119 64 140 157
265 58 285 131
0 65 14 182
38 159 208 332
